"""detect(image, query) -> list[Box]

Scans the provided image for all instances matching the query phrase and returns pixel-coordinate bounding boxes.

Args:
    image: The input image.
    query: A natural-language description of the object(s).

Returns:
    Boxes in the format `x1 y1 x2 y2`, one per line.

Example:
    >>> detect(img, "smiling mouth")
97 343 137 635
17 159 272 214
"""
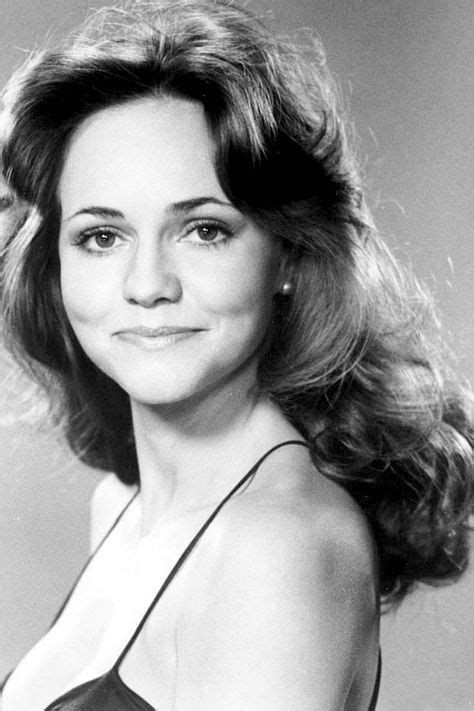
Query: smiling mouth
115 327 202 350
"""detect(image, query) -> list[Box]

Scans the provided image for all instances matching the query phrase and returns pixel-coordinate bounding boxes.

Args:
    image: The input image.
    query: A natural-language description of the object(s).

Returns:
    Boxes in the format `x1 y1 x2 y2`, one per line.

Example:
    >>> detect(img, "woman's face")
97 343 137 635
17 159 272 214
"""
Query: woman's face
58 96 281 407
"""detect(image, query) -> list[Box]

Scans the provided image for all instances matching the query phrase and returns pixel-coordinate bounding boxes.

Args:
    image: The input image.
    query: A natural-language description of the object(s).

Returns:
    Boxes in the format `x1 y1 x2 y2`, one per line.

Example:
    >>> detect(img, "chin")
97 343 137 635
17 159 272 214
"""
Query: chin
83 338 261 409
102 360 228 409
109 372 205 407
129 387 204 408
108 357 259 412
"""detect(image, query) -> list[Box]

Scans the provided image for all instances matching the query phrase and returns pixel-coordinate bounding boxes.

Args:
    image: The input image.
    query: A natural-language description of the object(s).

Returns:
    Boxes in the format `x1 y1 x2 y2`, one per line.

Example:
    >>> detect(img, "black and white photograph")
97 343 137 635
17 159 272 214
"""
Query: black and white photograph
0 1 472 709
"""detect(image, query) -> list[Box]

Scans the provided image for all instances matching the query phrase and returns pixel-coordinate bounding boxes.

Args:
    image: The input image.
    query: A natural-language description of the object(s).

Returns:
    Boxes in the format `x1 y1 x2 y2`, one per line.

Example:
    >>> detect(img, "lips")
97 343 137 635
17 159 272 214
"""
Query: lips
117 326 202 337
114 326 203 351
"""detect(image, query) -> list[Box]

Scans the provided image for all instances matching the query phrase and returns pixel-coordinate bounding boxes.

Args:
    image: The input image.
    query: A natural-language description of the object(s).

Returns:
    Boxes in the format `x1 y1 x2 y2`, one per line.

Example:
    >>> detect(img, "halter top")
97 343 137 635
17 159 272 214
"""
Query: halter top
2 440 381 710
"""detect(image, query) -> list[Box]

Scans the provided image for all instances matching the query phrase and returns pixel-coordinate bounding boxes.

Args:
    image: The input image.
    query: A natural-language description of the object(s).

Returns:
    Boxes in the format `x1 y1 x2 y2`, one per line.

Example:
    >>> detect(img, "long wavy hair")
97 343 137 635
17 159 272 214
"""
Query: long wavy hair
1 0 472 606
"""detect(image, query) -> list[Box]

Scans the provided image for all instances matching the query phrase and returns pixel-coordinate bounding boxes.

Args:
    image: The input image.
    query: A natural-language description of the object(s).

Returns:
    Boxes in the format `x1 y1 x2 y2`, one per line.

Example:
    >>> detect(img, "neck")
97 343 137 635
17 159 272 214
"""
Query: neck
130 375 293 534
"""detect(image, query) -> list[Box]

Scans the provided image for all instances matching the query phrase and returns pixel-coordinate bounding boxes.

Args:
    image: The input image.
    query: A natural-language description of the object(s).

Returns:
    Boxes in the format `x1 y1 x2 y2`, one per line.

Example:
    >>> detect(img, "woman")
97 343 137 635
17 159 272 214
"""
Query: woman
0 1 472 709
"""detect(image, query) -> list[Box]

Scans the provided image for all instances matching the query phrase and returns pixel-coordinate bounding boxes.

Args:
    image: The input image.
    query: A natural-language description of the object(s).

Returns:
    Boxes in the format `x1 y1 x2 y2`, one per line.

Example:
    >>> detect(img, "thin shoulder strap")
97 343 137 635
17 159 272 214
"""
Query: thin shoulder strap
368 650 382 711
113 439 308 668
49 488 139 628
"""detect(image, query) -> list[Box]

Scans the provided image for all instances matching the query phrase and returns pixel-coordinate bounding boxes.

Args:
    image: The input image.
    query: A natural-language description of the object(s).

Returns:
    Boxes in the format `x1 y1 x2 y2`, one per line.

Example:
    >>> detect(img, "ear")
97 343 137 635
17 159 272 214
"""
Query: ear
274 240 298 296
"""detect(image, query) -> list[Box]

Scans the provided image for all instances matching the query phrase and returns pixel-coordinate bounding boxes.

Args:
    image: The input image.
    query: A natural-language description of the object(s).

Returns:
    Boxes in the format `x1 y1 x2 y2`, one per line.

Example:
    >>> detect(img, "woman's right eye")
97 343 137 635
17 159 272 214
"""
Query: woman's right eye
76 227 123 254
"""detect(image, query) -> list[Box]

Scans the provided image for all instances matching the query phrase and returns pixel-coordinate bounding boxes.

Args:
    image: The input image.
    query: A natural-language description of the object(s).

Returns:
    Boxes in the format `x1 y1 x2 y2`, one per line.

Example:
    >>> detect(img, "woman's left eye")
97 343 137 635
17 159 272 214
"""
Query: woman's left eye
185 221 232 246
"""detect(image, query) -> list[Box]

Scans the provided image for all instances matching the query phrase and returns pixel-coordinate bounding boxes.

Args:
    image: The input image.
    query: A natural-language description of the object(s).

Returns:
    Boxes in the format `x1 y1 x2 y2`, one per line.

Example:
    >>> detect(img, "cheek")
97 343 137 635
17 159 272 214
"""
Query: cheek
195 250 277 328
59 257 117 326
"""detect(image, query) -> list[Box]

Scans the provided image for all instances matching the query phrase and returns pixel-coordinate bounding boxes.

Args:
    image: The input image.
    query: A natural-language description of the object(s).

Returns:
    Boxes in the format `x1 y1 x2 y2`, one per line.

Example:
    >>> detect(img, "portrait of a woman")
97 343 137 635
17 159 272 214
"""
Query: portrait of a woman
0 1 472 709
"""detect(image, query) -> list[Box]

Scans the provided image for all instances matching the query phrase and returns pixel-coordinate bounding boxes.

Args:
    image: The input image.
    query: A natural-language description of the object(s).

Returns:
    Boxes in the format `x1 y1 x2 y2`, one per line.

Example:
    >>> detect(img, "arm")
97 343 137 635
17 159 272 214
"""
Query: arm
174 497 379 710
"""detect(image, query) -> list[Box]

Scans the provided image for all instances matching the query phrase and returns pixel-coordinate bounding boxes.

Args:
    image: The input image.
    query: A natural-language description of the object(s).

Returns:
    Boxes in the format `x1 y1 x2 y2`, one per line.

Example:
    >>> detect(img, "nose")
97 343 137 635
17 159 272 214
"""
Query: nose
123 240 182 307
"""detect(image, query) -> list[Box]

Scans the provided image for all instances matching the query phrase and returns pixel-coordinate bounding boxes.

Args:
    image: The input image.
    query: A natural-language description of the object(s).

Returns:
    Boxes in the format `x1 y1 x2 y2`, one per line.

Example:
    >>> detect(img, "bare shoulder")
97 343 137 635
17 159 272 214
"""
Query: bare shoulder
89 473 136 551
220 460 377 607
217 448 377 588
177 455 379 710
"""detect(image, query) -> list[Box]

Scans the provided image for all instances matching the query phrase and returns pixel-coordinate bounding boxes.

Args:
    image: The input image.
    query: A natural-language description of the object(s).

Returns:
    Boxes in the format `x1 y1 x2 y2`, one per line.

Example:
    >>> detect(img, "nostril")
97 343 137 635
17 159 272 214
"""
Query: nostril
123 265 182 306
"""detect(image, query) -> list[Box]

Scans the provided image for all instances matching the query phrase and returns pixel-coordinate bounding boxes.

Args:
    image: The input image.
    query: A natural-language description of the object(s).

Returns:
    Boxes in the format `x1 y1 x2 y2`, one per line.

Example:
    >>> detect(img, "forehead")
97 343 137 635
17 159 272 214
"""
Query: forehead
58 96 226 213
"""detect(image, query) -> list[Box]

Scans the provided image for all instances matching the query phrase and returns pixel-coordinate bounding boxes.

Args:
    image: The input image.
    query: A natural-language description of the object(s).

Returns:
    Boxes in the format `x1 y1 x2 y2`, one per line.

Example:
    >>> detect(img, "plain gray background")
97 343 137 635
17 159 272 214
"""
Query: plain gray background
0 1 473 709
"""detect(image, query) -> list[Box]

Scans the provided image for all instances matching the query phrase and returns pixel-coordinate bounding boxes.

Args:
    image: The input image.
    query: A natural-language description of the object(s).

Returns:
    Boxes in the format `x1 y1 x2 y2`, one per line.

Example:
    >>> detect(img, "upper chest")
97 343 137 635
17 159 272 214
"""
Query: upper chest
3 510 220 711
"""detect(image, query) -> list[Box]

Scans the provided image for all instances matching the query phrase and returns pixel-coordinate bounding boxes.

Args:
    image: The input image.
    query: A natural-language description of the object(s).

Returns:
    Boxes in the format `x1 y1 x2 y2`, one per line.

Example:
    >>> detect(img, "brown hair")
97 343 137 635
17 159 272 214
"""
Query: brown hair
1 0 472 606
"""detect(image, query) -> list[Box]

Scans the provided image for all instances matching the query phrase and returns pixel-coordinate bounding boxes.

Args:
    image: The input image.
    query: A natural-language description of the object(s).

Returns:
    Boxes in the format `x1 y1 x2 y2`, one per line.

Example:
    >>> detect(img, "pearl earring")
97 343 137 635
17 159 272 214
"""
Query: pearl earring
281 281 293 296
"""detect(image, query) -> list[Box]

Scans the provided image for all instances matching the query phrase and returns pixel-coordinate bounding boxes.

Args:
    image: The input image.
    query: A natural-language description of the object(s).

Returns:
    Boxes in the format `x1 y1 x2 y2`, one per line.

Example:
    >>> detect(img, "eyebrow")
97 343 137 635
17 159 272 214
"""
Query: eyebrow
62 197 234 223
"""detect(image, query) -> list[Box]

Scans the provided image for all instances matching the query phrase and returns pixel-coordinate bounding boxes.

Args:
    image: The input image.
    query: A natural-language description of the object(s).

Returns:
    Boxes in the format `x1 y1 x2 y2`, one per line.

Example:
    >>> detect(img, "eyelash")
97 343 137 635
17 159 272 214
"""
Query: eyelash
73 227 122 256
73 219 234 255
184 219 234 248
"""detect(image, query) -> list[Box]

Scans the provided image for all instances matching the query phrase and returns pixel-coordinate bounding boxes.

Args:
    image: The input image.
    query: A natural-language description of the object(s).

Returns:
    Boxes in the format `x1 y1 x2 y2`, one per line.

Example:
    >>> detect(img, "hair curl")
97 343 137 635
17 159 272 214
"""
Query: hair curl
1 0 472 607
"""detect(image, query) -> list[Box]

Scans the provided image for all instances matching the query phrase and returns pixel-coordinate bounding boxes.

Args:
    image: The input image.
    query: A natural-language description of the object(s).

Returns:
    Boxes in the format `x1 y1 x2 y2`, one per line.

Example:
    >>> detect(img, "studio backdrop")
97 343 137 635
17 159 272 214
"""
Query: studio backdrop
0 1 472 709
